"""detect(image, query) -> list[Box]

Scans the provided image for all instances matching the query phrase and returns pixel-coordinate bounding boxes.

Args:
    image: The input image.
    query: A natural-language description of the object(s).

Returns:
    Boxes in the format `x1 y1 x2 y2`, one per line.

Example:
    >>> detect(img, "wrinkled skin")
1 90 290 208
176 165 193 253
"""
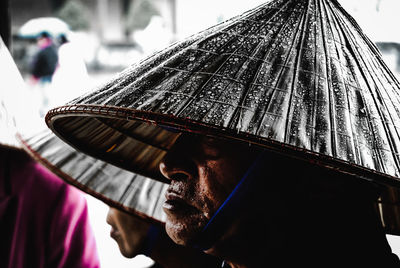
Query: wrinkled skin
106 208 150 258
159 133 400 268
159 134 261 246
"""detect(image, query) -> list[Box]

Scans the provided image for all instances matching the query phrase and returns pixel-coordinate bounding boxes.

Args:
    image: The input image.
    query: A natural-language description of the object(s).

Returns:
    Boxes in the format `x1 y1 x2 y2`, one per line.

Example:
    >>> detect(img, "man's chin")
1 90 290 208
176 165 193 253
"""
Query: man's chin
165 219 203 246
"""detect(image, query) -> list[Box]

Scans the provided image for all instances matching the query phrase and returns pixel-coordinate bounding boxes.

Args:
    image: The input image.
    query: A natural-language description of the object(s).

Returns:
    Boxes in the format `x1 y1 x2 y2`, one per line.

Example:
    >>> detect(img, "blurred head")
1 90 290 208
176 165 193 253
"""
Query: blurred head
159 133 262 246
38 31 51 39
37 31 52 48
57 34 69 45
106 207 151 258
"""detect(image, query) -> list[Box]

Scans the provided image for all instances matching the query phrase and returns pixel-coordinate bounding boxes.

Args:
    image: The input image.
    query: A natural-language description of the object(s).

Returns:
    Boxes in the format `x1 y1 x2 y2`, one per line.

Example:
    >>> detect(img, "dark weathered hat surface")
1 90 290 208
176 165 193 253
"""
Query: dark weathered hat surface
46 0 400 233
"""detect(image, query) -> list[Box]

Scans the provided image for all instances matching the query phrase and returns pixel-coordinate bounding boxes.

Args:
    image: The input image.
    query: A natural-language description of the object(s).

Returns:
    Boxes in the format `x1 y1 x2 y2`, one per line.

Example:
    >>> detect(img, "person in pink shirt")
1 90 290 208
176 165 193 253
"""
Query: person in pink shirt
0 35 100 268
0 146 100 268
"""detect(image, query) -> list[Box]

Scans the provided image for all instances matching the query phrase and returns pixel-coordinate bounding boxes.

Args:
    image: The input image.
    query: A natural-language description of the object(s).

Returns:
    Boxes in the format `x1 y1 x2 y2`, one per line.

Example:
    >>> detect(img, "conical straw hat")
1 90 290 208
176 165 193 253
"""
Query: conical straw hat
46 0 400 233
0 99 18 150
17 129 167 224
0 37 24 149
0 36 45 149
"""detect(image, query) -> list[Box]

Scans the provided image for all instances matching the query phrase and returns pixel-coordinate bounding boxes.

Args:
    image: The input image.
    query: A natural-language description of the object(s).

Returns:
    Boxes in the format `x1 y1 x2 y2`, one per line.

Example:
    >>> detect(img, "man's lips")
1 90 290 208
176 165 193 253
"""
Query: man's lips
163 191 198 214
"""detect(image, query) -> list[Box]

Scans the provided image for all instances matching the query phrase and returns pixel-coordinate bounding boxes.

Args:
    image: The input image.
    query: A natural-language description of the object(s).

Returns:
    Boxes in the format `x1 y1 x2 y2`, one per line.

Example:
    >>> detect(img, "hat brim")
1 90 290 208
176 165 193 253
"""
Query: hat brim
46 105 400 235
17 130 167 224
47 105 400 189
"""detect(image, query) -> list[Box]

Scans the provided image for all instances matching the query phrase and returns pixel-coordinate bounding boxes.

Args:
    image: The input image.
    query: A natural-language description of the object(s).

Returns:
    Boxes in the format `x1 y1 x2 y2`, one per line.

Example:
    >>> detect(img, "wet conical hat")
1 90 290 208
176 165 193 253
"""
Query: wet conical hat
46 0 400 233
0 37 24 149
17 129 167 223
0 36 45 149
0 99 18 150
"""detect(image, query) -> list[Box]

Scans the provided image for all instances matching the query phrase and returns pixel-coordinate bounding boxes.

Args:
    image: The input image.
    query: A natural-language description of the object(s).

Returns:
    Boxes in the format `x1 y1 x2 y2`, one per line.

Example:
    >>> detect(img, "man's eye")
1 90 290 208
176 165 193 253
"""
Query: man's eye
201 141 224 159
202 135 222 146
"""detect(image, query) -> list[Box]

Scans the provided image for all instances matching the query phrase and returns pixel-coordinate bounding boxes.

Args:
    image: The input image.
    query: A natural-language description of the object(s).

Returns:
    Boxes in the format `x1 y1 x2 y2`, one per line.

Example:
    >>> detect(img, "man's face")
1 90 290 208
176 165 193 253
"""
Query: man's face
159 133 261 246
106 208 150 258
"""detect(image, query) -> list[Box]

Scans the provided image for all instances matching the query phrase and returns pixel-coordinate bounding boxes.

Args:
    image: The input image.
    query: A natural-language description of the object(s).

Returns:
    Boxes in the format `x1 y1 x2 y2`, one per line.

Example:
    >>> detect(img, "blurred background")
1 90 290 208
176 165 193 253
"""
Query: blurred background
2 0 400 267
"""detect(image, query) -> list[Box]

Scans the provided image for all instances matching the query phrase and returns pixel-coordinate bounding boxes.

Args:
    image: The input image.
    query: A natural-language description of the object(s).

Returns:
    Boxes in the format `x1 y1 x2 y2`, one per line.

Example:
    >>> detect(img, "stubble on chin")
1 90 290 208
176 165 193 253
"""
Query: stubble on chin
165 212 209 246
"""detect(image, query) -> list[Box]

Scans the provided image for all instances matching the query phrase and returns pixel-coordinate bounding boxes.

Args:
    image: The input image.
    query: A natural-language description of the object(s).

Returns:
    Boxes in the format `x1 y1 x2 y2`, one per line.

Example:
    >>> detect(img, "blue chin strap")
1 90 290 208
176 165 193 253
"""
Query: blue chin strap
142 224 162 257
192 149 270 250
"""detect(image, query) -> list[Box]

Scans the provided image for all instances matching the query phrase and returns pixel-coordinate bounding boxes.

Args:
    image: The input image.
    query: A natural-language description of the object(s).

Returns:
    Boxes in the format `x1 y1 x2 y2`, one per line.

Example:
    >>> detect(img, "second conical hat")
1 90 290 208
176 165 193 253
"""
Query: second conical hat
18 129 167 223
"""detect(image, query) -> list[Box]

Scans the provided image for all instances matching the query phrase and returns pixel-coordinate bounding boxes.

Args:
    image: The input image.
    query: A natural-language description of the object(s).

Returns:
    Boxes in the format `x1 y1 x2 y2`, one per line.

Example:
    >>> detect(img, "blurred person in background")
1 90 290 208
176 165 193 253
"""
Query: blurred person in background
29 31 58 85
28 31 58 117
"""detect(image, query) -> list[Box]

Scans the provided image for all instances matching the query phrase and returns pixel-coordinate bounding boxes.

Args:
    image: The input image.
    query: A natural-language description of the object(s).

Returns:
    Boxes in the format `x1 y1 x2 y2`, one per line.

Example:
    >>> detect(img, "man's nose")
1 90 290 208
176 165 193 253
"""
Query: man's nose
159 152 193 182
159 136 196 182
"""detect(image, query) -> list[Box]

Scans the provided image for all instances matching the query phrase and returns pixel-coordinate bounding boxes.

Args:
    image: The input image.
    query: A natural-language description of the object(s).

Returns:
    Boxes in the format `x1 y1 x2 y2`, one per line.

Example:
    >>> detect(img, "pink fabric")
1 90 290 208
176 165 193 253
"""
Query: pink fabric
0 148 100 268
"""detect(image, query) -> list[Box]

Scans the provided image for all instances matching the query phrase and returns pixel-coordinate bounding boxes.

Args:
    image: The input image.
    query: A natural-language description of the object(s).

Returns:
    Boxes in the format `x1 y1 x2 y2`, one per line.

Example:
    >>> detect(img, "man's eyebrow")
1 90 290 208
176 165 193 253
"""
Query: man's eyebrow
159 124 181 133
